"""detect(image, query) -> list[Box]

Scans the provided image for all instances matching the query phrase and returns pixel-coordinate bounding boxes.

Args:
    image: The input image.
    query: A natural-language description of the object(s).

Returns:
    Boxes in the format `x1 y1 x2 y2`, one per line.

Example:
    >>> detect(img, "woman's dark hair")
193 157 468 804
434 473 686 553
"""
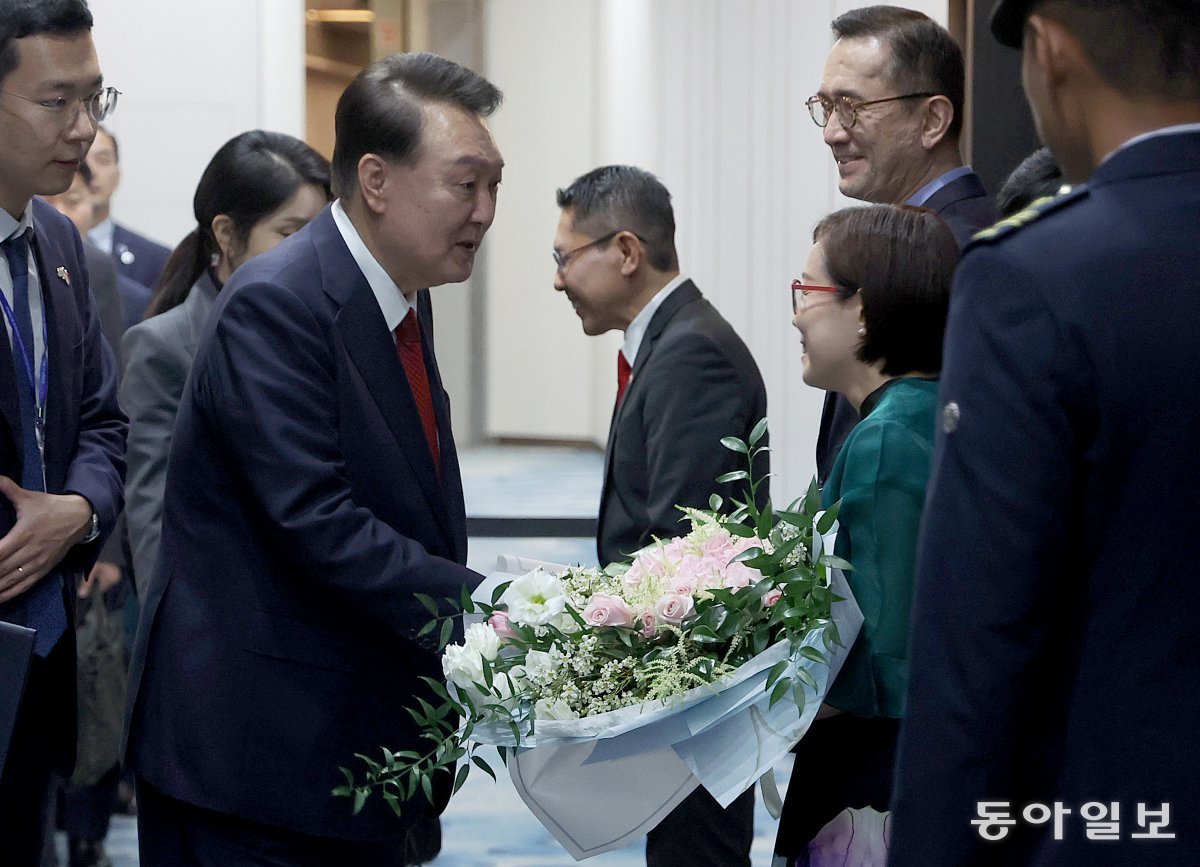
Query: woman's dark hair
813 205 959 377
147 130 331 318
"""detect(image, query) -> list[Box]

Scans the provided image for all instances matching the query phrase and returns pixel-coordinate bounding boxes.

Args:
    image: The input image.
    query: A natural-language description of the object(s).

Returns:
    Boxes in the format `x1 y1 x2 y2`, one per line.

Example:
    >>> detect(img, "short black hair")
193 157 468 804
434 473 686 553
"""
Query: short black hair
996 147 1065 217
0 0 93 85
813 204 959 376
331 52 502 198
555 165 679 273
1033 0 1200 101
832 5 966 140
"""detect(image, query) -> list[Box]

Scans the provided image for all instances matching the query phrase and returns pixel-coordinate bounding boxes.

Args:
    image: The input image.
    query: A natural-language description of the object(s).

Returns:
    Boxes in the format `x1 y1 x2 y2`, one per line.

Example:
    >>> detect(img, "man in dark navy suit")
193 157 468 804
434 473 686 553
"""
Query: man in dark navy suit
126 53 503 865
85 126 169 293
0 2 126 863
890 1 1200 864
808 6 998 482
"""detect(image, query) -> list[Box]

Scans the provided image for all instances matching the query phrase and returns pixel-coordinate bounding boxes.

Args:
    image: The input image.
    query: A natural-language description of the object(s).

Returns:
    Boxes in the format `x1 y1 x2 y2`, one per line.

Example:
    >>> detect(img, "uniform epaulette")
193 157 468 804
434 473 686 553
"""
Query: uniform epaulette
969 184 1088 245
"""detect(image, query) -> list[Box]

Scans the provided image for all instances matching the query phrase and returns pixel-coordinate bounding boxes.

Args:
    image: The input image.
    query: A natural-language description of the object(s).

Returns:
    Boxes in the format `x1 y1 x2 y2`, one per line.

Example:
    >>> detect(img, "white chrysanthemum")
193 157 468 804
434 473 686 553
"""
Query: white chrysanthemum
501 568 569 626
441 643 484 689
463 622 502 661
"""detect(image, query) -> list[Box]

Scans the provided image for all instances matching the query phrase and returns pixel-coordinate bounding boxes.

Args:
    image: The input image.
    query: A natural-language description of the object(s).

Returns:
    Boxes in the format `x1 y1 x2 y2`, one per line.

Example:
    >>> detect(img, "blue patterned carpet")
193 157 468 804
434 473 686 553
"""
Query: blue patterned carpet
60 446 791 866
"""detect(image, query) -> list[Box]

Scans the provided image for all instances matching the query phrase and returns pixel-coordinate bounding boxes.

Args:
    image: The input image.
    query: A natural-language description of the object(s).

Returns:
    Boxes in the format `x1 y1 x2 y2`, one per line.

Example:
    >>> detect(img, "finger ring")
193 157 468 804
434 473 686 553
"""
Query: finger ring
16 566 23 574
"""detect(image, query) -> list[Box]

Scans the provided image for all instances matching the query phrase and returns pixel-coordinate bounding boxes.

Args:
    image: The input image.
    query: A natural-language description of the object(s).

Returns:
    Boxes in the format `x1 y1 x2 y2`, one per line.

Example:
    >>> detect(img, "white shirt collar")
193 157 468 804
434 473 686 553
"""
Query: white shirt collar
89 217 114 254
1102 122 1200 166
622 274 687 365
0 201 33 242
331 199 412 331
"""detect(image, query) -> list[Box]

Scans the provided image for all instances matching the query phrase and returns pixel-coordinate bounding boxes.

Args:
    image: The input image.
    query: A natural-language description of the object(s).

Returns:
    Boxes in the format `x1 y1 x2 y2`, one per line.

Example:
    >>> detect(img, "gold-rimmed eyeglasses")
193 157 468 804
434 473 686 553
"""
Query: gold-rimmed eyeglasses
805 92 936 129
791 279 841 314
0 86 120 125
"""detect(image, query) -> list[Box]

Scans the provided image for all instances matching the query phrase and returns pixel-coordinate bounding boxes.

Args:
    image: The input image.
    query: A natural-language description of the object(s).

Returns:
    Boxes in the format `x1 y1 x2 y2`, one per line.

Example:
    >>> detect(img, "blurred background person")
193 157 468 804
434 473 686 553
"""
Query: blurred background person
85 126 169 295
774 205 958 867
121 130 331 601
995 146 1066 218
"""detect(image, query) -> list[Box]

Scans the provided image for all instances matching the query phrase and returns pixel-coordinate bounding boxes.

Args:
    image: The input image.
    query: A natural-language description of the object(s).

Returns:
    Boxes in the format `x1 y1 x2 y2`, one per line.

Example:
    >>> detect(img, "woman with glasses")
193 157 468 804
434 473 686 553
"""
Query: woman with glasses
774 205 958 867
120 130 331 598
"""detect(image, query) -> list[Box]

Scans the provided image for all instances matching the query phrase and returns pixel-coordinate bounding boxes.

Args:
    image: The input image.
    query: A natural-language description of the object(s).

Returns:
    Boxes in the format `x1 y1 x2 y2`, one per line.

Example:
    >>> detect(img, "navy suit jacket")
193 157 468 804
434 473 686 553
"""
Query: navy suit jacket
598 281 768 566
815 170 997 485
0 200 126 766
889 131 1200 865
111 222 169 291
125 206 479 842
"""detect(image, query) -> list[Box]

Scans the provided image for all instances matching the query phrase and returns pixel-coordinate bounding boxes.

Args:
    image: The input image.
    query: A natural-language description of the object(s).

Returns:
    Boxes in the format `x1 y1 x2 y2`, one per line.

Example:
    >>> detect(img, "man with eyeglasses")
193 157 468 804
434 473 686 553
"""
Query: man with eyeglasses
0 2 126 864
810 5 997 485
553 165 766 867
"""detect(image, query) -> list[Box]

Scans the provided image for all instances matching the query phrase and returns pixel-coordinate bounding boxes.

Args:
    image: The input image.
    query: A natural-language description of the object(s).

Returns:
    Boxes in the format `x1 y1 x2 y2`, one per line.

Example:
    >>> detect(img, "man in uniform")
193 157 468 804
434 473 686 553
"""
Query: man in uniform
890 1 1200 863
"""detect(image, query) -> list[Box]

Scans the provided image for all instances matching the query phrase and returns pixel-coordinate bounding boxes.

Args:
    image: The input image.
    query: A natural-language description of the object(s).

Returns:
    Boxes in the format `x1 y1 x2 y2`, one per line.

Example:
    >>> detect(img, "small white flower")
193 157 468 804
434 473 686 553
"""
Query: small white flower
524 648 559 685
501 569 569 626
487 665 525 703
463 622 501 661
535 697 579 721
441 643 484 689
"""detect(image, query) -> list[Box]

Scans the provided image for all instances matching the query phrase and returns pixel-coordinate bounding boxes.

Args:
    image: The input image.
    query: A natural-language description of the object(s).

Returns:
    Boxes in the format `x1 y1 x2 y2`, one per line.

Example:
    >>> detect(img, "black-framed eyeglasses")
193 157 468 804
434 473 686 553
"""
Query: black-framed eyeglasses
0 86 121 125
791 279 841 314
552 229 643 272
805 92 936 129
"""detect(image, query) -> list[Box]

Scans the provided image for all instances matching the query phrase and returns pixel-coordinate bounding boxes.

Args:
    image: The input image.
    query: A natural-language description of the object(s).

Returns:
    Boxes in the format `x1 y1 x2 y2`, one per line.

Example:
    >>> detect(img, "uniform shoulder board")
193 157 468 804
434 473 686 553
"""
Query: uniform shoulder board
969 184 1088 245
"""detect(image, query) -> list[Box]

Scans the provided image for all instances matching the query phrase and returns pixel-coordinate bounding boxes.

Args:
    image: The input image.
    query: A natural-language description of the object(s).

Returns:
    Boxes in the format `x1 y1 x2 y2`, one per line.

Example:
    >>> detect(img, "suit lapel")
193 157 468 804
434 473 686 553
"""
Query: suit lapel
600 281 701 507
315 215 456 549
923 171 987 213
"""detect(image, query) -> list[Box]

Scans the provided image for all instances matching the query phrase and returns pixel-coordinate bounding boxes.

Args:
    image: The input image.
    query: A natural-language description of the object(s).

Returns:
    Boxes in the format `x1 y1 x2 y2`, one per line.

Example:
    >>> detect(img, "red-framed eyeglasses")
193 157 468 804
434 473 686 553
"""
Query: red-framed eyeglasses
791 279 841 314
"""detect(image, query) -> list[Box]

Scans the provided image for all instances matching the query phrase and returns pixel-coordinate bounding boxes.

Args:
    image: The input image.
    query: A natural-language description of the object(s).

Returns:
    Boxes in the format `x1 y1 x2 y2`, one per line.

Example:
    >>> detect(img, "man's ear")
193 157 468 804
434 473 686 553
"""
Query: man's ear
357 154 391 214
1026 13 1079 95
616 230 644 278
920 95 955 150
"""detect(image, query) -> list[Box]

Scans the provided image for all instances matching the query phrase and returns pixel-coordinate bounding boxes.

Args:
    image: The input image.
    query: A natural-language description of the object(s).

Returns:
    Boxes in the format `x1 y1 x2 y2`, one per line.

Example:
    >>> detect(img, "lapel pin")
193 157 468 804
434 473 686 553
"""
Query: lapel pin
120 249 135 265
56 266 70 286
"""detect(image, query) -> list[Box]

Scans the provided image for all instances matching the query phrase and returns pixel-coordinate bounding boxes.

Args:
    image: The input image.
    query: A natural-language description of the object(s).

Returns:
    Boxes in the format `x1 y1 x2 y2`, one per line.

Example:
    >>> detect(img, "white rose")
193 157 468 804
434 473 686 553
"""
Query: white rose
501 568 569 626
463 622 502 661
441 643 485 689
488 665 525 703
535 697 579 721
523 648 559 685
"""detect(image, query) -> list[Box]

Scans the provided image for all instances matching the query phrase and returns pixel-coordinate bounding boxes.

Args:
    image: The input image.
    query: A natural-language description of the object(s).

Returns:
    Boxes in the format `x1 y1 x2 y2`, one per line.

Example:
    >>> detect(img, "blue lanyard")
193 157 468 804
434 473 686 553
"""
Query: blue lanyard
0 282 50 440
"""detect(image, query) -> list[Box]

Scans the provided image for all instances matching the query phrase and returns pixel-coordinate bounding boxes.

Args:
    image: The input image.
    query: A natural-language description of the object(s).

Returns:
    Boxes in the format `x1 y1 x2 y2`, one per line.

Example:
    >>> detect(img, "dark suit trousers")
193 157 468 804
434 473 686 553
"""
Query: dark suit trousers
646 786 754 867
0 638 74 866
136 777 441 867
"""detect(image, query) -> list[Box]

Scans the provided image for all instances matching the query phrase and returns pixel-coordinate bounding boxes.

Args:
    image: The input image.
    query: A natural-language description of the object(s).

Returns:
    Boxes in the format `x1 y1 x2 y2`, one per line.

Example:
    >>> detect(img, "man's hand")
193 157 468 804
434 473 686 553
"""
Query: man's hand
0 476 93 604
80 561 122 599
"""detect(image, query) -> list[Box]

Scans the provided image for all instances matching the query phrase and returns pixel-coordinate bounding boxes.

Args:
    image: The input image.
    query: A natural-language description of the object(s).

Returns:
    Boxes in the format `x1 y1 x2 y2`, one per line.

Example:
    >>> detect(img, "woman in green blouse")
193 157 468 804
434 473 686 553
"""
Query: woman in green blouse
774 205 959 866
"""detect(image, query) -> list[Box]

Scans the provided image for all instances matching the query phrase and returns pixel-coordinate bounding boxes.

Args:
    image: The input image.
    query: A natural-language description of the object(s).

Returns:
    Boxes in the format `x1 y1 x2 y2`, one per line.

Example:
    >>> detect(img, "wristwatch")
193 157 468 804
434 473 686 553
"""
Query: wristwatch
80 509 100 544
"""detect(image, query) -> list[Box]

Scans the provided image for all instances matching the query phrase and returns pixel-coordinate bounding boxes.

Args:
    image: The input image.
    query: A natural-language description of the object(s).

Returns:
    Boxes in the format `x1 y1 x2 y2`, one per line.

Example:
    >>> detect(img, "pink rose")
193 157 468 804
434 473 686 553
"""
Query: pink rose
762 586 783 607
488 610 516 640
723 561 755 590
623 561 646 587
654 593 695 625
669 573 697 596
637 611 658 638
583 593 634 627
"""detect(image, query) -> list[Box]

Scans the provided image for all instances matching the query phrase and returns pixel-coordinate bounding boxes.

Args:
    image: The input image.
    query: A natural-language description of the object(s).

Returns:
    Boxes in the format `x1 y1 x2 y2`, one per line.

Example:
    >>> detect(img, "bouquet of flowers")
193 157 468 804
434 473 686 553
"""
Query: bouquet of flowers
338 421 864 858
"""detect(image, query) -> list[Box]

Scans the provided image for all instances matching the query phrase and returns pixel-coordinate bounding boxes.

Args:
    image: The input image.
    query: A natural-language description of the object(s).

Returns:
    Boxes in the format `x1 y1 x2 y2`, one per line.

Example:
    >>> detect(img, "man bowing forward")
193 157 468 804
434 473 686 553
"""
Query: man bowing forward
126 53 504 866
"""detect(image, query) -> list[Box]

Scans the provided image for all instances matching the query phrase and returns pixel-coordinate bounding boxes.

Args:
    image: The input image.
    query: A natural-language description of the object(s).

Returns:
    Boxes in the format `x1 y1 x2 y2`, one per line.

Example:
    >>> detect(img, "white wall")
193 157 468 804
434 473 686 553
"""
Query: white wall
482 0 947 497
87 0 305 251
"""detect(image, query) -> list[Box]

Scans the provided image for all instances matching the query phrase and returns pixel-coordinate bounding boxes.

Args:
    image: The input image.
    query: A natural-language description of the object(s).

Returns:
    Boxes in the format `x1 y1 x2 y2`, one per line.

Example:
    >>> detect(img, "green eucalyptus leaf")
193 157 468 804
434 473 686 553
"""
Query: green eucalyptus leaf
709 493 723 511
748 417 769 446
352 788 369 815
799 646 827 665
720 436 749 454
716 470 750 484
439 618 454 650
452 763 470 795
414 593 440 617
769 678 790 707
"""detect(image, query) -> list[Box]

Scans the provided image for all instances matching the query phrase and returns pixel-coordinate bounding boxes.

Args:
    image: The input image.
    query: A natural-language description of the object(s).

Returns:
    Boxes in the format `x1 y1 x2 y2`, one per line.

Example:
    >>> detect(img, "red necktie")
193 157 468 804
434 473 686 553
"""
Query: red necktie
395 310 440 471
616 351 632 406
